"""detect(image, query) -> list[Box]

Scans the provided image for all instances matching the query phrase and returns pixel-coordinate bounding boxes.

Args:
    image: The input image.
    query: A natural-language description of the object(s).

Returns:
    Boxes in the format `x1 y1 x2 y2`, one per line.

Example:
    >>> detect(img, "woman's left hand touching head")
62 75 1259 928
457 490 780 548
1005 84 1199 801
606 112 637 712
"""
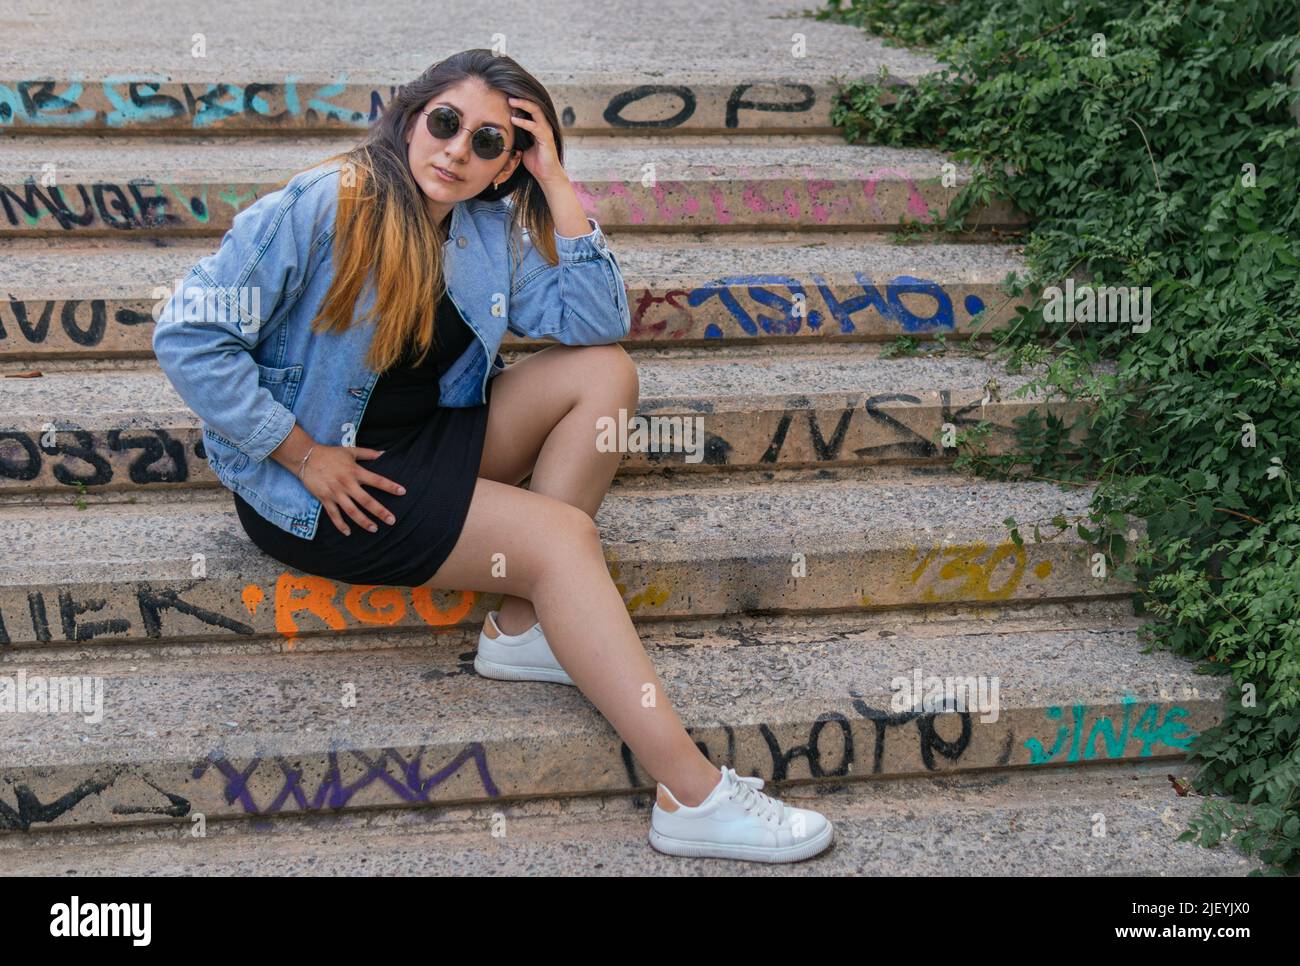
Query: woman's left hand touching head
508 96 566 185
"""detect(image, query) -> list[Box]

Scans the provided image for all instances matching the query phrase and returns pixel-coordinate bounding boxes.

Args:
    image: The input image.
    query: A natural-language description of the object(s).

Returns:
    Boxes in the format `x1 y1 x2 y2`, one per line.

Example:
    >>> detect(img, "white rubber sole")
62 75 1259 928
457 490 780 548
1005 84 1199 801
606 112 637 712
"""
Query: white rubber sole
648 821 834 863
473 653 575 686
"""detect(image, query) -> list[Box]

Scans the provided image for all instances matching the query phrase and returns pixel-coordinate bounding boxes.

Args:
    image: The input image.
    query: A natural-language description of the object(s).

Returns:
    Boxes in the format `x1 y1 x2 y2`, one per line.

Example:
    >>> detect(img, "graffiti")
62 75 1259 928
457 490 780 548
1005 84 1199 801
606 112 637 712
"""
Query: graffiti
2 78 825 132
1024 695 1194 764
5 279 999 352
688 273 977 339
0 576 476 647
0 772 189 831
0 178 263 231
621 696 1013 798
192 743 499 816
909 539 1056 603
0 77 389 129
569 168 940 230
0 429 198 486
0 298 156 349
602 82 815 129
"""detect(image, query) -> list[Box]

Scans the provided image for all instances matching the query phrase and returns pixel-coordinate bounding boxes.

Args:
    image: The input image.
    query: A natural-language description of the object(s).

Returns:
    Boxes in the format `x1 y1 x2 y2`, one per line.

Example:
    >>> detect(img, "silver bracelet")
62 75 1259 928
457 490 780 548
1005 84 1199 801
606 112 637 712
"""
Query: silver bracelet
297 444 316 481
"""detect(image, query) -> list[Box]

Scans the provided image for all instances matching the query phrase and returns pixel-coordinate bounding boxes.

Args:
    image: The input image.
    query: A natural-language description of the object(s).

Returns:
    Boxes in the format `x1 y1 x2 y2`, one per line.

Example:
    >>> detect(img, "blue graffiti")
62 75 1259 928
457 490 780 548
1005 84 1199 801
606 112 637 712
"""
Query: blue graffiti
1024 694 1195 764
693 272 976 338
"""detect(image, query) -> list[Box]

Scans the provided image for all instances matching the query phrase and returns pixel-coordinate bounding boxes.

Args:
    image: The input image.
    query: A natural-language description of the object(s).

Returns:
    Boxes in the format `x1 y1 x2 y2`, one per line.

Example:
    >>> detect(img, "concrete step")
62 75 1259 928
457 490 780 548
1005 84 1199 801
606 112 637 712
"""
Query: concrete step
0 345 1094 493
0 472 1128 650
0 610 1216 834
0 135 1024 236
0 233 1030 357
0 0 939 133
0 761 1259 875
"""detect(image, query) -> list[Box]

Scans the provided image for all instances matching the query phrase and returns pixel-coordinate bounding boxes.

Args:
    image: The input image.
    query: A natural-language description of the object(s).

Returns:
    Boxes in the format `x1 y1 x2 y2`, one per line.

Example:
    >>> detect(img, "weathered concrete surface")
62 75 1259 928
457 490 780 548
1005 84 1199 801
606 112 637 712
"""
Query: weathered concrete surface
0 762 1259 875
0 0 938 132
0 136 1024 236
0 233 1030 357
0 475 1133 649
0 614 1216 833
0 346 1097 491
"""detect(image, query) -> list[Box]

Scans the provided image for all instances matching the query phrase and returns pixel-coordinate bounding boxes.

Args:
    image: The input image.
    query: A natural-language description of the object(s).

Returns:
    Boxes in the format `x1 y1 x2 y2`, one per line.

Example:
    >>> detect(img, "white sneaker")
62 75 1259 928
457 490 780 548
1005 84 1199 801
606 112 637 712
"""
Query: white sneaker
473 610 575 686
649 766 834 863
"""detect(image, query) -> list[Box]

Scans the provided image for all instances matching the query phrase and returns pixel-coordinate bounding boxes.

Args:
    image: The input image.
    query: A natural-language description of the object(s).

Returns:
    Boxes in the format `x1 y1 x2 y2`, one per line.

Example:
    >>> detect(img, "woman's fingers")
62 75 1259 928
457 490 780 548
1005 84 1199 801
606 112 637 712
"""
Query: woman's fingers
347 481 396 527
324 501 352 537
357 467 406 496
333 490 382 533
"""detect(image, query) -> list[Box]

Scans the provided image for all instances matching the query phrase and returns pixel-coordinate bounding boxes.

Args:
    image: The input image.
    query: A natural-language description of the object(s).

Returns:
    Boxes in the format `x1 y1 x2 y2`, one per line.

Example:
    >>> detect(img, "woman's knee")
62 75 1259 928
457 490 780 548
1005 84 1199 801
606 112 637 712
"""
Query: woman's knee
577 343 639 408
524 502 605 591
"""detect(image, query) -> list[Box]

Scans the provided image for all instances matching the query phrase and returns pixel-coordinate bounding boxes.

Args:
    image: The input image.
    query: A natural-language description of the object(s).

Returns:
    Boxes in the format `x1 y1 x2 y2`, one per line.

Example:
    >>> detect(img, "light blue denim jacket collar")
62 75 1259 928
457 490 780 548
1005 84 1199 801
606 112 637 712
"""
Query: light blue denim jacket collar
153 161 630 539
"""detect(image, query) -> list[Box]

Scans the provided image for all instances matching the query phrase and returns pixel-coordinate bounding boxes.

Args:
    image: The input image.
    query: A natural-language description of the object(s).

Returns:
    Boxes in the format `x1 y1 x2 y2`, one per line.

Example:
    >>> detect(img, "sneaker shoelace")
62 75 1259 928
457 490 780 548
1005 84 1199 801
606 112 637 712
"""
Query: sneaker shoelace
724 768 787 827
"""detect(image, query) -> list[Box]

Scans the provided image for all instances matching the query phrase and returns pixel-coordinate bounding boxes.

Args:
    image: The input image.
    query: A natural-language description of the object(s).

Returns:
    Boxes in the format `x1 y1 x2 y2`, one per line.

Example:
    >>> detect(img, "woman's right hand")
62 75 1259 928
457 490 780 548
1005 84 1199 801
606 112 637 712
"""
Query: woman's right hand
299 445 404 535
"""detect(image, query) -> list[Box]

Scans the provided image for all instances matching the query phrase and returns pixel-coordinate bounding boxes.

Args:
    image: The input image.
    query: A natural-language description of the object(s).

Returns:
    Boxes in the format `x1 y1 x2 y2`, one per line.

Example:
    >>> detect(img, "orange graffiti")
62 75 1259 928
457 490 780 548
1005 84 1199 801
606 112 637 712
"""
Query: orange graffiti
274 573 347 644
410 586 476 625
345 585 407 625
241 584 265 617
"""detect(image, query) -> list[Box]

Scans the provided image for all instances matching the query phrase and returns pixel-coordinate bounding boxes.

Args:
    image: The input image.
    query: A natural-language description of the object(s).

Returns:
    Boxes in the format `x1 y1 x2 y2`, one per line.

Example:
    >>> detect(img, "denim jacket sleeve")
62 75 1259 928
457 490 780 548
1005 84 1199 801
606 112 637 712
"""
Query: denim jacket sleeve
507 214 631 343
151 169 334 464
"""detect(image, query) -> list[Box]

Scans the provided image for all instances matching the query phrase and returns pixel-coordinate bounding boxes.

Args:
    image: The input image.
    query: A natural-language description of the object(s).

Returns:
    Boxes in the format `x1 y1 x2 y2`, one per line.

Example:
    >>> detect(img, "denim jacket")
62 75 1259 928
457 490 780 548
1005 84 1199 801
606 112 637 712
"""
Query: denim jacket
152 160 631 539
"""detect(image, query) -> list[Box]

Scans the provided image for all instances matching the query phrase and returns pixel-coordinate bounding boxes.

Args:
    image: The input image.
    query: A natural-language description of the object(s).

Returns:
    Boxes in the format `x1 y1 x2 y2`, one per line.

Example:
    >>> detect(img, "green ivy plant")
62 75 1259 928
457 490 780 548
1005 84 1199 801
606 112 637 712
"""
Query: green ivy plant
815 0 1300 874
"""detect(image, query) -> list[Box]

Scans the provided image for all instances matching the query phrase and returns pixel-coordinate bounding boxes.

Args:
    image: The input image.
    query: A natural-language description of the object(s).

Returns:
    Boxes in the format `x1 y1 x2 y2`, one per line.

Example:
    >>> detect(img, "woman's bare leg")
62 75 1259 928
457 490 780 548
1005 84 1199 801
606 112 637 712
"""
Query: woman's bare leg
473 343 637 634
418 477 724 807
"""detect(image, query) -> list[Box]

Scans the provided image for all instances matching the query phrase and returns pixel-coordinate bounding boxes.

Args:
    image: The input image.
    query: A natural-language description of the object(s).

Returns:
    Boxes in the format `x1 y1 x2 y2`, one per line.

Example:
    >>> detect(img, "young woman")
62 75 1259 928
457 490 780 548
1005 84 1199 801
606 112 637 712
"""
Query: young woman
153 49 833 864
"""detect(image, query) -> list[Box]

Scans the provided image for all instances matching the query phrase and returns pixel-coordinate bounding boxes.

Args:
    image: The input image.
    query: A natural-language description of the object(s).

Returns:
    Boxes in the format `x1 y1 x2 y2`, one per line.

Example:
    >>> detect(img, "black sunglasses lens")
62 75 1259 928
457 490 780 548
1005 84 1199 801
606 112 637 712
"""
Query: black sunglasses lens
472 127 506 160
426 106 458 138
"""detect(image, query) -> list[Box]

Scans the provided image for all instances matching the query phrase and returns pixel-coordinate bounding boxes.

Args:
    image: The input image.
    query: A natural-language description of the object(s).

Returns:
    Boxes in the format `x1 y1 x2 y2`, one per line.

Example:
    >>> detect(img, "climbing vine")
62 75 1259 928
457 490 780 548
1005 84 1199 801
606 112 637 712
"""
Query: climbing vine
818 0 1300 873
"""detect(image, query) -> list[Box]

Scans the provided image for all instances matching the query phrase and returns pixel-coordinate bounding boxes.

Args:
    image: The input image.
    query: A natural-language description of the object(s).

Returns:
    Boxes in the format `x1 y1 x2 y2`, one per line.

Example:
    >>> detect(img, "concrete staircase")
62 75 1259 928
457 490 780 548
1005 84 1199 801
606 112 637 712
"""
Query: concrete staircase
0 1 1255 872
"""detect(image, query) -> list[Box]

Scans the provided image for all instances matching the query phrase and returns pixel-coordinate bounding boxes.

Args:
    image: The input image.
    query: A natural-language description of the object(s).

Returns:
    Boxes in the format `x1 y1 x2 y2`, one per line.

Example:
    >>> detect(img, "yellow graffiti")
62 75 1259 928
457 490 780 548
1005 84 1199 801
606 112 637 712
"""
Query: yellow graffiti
909 541 1031 602
607 555 670 614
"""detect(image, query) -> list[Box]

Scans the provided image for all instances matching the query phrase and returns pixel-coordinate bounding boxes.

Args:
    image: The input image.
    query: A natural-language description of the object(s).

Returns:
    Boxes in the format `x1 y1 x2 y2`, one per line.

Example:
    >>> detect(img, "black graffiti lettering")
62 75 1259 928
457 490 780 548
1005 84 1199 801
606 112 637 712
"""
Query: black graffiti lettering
856 392 936 458
59 589 131 642
762 411 793 462
852 698 973 772
128 180 173 228
63 298 108 347
808 407 856 461
724 83 815 128
51 429 113 486
916 709 973 770
193 83 243 126
128 81 186 121
0 776 117 832
0 431 41 481
604 85 696 129
26 592 53 643
135 584 256 638
93 182 136 229
107 429 190 484
3 299 52 343
18 79 80 119
760 712 853 781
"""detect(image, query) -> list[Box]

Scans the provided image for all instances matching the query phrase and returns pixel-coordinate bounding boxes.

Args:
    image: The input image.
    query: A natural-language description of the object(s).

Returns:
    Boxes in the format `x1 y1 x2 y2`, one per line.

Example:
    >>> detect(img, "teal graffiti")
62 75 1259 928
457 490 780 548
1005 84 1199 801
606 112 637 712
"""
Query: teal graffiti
1024 694 1194 764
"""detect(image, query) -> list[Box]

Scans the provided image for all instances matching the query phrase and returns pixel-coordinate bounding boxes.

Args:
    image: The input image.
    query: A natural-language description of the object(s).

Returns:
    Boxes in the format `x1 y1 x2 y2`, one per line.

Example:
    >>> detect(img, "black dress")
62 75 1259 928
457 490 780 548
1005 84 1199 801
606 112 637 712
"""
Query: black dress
232 289 493 587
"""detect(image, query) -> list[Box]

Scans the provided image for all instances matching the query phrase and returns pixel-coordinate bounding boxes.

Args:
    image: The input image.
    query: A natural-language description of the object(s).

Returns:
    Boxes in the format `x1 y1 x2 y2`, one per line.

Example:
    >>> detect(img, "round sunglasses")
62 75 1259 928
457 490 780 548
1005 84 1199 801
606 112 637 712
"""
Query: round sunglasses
420 105 533 161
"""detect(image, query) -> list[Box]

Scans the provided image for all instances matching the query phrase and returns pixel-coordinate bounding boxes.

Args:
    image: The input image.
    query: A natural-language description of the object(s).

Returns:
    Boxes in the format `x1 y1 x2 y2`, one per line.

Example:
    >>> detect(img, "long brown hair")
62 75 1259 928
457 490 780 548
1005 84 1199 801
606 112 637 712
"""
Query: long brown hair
293 50 563 372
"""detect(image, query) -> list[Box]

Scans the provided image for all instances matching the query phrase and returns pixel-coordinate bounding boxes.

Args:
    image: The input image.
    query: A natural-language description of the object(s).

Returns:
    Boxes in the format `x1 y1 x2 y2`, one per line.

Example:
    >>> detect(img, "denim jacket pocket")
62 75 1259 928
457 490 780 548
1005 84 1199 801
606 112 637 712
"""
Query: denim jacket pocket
255 363 305 410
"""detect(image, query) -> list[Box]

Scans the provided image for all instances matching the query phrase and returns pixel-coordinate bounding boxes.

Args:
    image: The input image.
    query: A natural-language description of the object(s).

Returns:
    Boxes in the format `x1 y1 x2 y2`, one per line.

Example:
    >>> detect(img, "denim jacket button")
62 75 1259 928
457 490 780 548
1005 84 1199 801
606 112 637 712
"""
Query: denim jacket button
457 236 467 248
